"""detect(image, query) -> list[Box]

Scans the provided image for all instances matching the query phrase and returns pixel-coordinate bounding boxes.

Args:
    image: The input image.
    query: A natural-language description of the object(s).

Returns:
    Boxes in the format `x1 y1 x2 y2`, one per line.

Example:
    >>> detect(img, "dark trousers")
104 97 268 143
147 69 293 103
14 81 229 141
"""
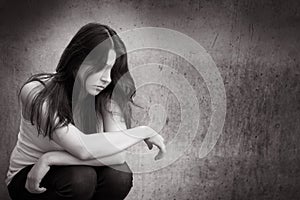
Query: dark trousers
7 162 133 200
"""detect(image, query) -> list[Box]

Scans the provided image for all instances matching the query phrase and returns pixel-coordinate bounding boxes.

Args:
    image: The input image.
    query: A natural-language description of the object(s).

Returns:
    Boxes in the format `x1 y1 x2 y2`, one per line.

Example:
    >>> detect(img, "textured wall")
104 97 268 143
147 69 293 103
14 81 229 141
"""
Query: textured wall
0 0 299 199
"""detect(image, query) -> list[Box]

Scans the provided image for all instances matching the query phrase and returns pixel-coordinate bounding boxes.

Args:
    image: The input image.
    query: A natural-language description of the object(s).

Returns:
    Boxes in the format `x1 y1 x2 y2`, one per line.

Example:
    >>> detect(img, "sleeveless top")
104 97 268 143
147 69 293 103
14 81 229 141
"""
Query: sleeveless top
5 113 64 186
5 111 104 186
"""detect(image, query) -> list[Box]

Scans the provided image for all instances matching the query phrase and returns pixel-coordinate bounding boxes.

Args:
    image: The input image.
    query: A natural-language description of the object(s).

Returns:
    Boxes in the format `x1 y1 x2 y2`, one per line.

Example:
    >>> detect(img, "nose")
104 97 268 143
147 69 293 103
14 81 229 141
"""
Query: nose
100 70 111 84
101 78 111 85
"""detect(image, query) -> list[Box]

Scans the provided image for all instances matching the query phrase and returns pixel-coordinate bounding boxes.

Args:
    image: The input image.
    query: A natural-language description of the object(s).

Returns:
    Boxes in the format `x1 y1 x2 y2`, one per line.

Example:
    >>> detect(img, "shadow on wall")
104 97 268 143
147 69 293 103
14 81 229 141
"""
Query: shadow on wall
0 1 66 200
0 0 65 39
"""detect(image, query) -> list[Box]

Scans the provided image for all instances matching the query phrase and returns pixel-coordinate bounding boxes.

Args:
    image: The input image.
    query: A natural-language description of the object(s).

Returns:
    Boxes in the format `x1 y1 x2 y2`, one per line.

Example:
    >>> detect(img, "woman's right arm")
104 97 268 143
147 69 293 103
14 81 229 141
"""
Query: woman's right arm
21 81 166 161
42 150 127 166
52 123 159 160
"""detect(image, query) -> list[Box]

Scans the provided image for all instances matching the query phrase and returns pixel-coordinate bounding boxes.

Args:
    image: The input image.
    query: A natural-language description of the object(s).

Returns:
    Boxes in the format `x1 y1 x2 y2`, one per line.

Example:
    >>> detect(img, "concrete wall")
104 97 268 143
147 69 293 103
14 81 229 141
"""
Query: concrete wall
0 0 299 199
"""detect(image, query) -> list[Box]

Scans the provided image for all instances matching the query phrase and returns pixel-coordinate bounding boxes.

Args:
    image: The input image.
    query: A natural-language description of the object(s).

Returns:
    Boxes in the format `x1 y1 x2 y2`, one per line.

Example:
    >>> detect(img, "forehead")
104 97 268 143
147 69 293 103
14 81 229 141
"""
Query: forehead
83 48 116 68
106 49 116 66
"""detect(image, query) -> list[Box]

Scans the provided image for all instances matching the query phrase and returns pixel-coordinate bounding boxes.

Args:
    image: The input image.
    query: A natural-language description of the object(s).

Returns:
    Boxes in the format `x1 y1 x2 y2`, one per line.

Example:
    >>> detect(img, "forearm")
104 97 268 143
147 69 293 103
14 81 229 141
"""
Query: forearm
43 150 126 166
54 125 158 160
87 126 154 157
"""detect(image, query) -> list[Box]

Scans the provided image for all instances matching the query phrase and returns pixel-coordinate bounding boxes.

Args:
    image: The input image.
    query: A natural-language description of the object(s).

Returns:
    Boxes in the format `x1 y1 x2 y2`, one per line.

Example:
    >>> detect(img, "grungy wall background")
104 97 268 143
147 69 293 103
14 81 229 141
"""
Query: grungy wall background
0 0 299 199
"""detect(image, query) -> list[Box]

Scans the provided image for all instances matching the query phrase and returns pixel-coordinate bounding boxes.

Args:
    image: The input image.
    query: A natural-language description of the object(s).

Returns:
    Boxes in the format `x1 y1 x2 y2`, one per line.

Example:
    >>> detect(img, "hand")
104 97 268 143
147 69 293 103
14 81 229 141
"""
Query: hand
25 156 50 193
144 134 167 160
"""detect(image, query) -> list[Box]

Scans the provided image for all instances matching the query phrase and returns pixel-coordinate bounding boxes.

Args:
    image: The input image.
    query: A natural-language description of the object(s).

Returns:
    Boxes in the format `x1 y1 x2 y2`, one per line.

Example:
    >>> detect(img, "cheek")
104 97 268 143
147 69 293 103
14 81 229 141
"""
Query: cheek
86 72 102 85
85 76 94 86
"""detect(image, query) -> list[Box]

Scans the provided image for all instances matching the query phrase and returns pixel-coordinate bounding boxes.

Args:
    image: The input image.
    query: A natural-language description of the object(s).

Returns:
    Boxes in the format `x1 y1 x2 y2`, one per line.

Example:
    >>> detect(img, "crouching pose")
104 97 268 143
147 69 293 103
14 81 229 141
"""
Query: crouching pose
6 23 166 200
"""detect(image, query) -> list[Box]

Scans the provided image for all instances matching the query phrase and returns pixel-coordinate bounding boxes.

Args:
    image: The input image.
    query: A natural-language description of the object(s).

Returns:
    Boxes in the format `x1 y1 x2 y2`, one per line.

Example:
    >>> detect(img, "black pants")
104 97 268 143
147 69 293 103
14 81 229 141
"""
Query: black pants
7 162 133 200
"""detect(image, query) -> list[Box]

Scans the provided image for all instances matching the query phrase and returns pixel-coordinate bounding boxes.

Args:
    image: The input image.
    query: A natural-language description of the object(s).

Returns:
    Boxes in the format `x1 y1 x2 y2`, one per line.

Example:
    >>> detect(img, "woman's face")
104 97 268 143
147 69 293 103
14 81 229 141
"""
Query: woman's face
84 49 116 96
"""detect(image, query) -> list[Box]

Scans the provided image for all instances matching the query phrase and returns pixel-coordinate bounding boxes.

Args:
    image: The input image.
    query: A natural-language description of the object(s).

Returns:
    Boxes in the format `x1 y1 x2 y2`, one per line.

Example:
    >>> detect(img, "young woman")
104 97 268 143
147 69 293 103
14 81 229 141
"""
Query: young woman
5 23 166 200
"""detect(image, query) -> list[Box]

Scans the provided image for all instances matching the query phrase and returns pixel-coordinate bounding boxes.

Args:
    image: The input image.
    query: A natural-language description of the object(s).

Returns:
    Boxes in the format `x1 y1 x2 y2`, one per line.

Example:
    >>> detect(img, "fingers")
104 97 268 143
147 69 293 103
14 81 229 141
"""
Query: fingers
157 147 167 160
154 150 164 160
144 139 153 150
154 140 166 161
25 178 47 193
33 186 47 193
26 184 47 193
154 145 167 160
146 134 167 160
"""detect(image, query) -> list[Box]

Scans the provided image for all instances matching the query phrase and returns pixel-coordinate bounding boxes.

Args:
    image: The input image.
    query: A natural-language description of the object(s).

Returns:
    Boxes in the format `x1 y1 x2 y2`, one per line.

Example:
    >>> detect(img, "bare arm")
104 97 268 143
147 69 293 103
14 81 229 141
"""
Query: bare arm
24 81 166 194
42 100 164 166
25 149 128 194
49 94 162 160
42 100 131 166
42 150 126 166
21 82 163 161
52 124 156 160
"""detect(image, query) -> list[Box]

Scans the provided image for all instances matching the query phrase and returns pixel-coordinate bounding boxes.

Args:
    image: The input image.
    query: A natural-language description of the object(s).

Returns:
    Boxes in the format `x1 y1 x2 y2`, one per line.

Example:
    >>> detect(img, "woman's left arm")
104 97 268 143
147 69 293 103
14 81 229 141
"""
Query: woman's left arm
102 100 154 150
26 100 139 193
41 101 130 167
25 100 129 194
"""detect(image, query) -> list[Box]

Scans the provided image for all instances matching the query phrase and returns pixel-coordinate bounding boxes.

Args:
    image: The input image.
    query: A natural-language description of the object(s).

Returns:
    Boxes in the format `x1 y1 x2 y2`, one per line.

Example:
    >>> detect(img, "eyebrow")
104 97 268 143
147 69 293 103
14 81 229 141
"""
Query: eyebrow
106 58 116 67
105 63 114 69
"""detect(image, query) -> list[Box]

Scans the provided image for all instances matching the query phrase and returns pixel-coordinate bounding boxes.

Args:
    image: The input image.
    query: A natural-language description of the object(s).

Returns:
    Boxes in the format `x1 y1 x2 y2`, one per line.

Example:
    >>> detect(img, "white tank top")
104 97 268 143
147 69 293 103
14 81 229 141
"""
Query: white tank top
6 109 105 186
5 113 65 186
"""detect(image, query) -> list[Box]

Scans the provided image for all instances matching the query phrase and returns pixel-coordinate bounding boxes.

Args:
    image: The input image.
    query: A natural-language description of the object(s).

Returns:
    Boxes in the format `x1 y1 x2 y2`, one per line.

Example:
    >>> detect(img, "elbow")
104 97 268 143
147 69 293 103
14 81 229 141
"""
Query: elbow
111 152 126 165
117 152 126 164
77 150 93 160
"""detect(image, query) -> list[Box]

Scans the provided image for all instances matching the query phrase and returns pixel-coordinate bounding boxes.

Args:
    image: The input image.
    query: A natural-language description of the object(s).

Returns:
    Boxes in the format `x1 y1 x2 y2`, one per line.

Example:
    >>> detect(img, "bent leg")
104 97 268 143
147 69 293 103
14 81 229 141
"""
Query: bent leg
41 165 97 200
92 162 133 200
8 164 97 200
7 164 60 200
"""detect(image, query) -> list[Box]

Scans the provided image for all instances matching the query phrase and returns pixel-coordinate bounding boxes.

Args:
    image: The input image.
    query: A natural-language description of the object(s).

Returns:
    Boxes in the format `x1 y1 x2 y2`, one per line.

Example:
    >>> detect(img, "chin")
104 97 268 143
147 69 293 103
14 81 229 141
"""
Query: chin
92 92 101 96
87 90 101 96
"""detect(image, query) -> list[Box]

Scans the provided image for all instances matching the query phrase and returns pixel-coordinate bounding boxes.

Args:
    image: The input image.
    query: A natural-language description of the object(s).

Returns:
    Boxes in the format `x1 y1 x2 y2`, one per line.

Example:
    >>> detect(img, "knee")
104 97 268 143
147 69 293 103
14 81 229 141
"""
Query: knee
56 166 97 200
102 163 133 196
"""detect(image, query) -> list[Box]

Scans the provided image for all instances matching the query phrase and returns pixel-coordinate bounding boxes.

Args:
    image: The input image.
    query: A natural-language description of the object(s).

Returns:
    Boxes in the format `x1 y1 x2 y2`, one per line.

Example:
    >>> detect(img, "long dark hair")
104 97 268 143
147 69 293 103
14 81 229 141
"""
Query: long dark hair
20 23 138 139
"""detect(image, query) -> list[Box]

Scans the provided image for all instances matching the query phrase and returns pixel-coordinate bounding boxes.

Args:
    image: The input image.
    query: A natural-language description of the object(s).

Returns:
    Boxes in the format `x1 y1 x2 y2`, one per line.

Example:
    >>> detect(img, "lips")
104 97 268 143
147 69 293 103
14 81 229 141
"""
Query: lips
95 85 105 89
